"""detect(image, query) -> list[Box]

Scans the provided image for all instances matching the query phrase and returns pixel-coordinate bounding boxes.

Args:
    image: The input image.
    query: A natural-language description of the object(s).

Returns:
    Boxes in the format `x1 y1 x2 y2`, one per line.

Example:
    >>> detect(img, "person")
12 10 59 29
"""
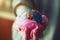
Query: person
12 1 48 40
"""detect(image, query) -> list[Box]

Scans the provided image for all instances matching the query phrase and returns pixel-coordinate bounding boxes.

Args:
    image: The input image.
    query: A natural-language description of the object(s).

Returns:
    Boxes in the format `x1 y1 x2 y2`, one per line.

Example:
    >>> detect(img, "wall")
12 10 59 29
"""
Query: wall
0 18 14 40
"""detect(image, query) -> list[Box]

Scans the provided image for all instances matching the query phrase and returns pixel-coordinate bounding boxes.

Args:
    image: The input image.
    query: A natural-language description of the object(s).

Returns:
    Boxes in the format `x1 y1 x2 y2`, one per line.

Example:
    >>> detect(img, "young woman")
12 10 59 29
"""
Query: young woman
12 0 48 40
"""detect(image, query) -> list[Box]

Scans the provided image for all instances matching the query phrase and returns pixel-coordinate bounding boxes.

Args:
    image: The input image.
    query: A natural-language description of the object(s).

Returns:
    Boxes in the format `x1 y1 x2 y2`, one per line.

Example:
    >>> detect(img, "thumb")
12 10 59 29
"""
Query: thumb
33 28 39 40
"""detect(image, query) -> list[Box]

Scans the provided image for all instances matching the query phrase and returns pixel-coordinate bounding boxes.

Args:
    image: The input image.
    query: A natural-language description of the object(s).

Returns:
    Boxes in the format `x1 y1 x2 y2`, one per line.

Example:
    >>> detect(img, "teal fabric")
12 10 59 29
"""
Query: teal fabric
32 12 42 23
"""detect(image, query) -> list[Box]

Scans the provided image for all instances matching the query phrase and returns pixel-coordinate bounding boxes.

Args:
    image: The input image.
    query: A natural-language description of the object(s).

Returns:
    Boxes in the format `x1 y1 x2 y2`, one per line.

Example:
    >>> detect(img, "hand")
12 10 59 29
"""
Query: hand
24 28 39 40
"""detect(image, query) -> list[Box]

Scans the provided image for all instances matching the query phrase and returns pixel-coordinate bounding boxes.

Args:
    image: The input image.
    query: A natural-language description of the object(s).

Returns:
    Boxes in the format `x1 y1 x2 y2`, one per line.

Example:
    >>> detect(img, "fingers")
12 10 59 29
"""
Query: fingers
24 28 29 40
33 29 39 40
24 28 41 40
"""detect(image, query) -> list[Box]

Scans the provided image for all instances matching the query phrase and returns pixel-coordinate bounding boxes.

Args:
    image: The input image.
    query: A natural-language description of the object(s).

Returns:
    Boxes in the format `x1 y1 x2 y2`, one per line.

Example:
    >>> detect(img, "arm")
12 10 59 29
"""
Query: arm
12 20 24 40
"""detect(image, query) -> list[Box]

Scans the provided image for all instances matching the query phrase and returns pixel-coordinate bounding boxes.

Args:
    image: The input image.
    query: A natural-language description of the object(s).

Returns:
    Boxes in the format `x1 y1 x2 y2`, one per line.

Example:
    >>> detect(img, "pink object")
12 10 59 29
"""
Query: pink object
19 19 39 38
42 15 48 26
18 15 48 38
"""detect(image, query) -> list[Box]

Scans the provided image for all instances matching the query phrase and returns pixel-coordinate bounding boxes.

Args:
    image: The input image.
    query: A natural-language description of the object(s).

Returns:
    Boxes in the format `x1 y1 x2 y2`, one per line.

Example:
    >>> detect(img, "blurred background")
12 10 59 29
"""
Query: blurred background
0 0 60 40
0 0 15 40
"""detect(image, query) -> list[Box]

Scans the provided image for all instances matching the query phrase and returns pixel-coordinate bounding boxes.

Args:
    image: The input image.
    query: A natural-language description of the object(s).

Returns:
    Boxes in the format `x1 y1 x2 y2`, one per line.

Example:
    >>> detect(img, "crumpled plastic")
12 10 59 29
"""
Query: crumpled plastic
18 14 48 39
16 8 48 39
